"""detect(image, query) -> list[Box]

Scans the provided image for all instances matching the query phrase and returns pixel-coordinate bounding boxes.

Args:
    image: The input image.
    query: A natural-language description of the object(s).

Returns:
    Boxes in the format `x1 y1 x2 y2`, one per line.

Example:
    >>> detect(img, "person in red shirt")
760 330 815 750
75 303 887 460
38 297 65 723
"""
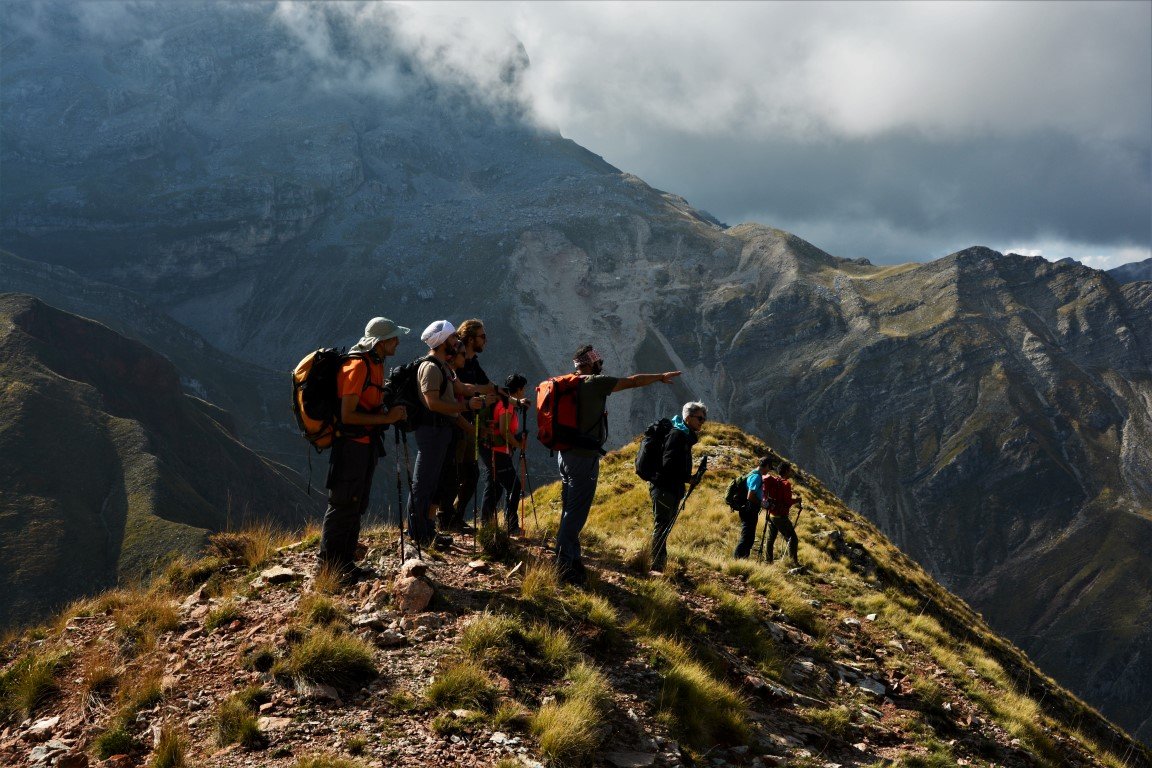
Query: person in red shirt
320 317 410 581
483 373 529 534
762 462 801 565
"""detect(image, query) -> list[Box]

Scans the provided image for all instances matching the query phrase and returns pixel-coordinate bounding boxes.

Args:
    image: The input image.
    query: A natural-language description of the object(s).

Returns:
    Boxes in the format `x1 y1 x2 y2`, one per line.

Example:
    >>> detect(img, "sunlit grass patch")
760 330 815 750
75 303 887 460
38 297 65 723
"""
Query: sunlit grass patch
209 520 290 570
215 693 265 748
656 652 748 749
112 589 180 652
627 577 685 635
797 705 854 747
298 593 345 627
205 599 244 631
0 646 69 720
148 724 189 768
532 663 613 765
425 660 499 712
163 554 227 593
274 628 377 692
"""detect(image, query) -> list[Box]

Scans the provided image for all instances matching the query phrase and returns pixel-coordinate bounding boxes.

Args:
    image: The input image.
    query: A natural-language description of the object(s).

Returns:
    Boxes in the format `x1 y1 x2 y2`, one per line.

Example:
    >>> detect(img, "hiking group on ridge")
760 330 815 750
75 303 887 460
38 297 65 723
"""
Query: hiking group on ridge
293 316 804 586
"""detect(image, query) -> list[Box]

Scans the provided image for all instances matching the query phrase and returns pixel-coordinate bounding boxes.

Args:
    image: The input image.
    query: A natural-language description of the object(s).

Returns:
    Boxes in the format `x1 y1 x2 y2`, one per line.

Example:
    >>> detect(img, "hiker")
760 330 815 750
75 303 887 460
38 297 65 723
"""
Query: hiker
733 457 773 559
448 319 491 530
649 402 707 572
555 345 681 585
405 321 497 548
319 317 410 581
431 342 472 534
763 462 801 564
482 373 529 535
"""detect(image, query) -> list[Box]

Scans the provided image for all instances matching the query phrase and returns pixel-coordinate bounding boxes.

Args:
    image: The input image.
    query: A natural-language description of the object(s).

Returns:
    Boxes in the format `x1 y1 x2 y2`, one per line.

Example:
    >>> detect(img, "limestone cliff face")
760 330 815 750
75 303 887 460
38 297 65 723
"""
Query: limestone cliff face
2 0 1151 744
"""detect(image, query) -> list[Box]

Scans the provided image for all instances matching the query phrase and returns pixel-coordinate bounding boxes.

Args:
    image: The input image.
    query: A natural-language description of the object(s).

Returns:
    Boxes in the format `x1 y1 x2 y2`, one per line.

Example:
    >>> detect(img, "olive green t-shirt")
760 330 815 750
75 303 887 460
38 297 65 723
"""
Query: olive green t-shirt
569 374 619 458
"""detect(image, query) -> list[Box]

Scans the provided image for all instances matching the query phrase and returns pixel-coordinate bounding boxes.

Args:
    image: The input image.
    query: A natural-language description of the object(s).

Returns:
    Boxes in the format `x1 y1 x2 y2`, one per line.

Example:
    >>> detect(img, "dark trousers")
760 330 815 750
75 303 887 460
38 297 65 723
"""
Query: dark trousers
448 458 476 527
556 451 600 574
478 448 498 525
483 450 523 531
320 438 378 570
733 500 760 559
767 514 798 563
649 485 683 572
406 424 453 546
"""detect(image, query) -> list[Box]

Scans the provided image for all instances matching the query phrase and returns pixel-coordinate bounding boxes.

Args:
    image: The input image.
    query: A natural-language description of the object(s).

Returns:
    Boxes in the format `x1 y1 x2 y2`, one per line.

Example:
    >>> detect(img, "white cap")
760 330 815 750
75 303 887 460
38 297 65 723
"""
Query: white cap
420 319 456 349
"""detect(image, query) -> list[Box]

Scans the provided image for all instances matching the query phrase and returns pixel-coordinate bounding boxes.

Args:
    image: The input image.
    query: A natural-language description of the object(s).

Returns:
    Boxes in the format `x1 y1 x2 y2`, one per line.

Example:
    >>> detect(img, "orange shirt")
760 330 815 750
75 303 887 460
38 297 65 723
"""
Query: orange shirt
338 357 385 443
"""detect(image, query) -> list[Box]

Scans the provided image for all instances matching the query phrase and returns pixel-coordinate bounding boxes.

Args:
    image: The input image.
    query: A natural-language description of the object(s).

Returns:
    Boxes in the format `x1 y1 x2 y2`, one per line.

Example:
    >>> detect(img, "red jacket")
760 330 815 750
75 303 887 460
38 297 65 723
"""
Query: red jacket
761 474 795 516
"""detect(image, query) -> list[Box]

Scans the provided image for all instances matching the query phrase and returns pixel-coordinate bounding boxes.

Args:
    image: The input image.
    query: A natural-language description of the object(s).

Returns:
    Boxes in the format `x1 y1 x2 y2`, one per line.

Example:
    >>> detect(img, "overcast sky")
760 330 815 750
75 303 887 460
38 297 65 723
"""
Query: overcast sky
379 0 1150 269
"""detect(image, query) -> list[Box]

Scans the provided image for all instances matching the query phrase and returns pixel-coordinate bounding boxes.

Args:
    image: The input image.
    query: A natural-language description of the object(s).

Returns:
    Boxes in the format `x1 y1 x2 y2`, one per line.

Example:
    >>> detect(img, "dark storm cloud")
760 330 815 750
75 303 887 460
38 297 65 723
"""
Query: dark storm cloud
627 130 1151 262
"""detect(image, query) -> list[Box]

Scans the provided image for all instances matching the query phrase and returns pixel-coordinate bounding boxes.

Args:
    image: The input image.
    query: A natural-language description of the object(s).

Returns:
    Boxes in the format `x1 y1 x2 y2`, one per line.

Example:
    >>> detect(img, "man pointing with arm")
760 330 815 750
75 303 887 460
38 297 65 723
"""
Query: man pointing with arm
555 344 681 586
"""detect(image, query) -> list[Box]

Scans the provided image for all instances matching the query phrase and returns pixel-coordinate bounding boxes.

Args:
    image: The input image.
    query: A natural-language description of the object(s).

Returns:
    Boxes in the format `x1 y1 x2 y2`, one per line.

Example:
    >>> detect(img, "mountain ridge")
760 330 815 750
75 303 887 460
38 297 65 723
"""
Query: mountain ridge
1 423 1147 767
2 0 1150 745
0 293 311 629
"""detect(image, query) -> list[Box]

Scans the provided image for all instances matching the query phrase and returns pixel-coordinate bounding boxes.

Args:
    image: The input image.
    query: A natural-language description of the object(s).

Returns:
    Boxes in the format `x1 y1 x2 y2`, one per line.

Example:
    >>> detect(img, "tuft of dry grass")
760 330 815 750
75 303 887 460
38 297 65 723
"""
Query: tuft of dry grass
298 593 345 627
531 663 613 765
0 646 69 720
112 589 180 652
209 520 290 570
655 645 748 749
425 660 499 712
204 599 244 631
520 559 560 607
274 628 377 692
148 724 189 768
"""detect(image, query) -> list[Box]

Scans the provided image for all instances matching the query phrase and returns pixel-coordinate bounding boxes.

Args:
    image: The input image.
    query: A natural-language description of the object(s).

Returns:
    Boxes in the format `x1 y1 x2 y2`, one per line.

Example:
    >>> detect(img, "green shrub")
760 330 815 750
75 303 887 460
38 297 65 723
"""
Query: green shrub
275 628 377 691
93 725 137 759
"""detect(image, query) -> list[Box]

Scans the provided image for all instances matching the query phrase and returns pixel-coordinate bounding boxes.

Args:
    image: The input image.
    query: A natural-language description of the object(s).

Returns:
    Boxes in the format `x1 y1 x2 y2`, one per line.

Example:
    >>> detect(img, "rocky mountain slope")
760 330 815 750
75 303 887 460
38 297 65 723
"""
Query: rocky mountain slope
1109 258 1152 285
2 0 1150 745
0 294 311 629
1 425 1147 768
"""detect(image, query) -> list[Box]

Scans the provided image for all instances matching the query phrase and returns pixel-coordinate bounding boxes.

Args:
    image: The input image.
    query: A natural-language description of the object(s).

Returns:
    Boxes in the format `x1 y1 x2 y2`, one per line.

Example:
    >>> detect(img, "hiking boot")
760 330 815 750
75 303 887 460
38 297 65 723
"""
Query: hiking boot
339 565 375 586
558 559 587 587
433 533 454 550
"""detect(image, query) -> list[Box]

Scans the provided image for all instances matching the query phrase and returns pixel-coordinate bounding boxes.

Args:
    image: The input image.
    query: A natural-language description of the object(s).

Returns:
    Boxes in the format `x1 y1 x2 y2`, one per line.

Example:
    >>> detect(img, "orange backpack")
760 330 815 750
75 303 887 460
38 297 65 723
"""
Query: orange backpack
535 374 606 454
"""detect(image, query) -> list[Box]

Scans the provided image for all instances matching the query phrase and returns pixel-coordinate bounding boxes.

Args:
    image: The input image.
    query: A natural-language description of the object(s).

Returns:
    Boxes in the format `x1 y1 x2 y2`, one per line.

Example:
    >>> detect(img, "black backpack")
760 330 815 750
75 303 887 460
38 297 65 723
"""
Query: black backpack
385 355 448 433
635 417 674 482
725 474 749 511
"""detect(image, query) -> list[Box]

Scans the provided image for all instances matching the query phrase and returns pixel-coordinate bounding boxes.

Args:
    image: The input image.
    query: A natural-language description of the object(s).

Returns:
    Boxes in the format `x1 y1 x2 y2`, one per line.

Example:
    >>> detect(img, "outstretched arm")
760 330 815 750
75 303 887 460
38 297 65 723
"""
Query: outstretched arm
612 371 681 392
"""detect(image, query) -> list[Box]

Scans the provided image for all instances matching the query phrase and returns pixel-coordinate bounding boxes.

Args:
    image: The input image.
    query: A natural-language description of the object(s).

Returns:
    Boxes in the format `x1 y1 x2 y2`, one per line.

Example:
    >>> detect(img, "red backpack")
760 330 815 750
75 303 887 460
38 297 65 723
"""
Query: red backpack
536 374 607 454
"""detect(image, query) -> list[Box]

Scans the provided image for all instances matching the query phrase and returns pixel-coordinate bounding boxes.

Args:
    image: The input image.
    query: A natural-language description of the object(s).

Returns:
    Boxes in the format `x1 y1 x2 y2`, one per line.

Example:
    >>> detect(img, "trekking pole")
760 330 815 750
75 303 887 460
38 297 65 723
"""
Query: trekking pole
472 413 480 553
757 507 769 561
514 402 541 539
394 429 405 563
651 456 707 569
398 430 421 561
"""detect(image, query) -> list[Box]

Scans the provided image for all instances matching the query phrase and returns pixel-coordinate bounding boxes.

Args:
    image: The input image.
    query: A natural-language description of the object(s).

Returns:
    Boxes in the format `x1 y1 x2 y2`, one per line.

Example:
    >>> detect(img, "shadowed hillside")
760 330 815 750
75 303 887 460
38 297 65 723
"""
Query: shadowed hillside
0 294 311 629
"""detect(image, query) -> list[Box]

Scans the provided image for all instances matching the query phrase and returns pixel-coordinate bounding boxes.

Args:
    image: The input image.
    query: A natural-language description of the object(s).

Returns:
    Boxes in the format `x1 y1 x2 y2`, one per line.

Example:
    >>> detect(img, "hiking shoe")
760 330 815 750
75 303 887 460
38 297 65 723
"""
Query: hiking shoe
557 560 587 587
433 533 454 550
338 565 375 586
